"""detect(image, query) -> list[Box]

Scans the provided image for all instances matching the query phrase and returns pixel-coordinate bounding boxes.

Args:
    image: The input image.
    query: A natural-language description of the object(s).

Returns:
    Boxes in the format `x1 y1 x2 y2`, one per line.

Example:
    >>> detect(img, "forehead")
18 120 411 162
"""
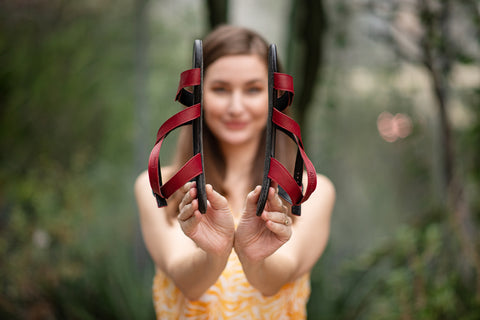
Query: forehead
204 54 267 82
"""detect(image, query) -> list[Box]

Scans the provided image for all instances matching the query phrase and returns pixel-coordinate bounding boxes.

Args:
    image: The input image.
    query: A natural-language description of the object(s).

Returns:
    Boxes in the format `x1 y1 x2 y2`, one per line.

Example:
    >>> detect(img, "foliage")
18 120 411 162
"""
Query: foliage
305 0 480 318
0 1 155 318
335 211 480 320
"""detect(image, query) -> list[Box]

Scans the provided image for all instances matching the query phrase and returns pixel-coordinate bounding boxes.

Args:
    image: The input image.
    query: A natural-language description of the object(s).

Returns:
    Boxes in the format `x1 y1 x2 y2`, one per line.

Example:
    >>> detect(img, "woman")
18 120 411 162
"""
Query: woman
135 25 335 319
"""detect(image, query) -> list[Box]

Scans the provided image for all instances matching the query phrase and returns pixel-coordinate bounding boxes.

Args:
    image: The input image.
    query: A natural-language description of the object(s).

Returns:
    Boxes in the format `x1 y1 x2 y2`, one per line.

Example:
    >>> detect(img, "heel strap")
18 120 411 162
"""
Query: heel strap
268 108 317 214
176 68 201 106
273 72 294 110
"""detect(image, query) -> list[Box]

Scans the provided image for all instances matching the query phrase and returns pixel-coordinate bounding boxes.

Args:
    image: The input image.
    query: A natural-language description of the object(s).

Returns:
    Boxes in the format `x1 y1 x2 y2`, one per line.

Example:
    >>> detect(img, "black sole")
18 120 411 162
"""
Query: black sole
192 40 207 213
256 44 278 216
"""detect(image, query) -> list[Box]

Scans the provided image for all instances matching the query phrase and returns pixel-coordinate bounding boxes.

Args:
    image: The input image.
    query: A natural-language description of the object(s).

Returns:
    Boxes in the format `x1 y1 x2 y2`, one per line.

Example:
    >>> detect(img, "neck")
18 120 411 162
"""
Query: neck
220 139 260 177
220 139 261 215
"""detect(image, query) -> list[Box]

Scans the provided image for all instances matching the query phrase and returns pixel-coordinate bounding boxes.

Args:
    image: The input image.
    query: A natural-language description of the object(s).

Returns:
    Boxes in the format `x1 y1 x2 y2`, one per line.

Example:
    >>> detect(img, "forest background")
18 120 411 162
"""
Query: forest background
1 0 479 319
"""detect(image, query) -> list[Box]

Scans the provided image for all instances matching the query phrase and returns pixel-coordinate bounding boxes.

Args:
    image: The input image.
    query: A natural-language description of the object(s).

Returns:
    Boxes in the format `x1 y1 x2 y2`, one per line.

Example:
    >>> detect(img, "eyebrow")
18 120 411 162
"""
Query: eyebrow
208 79 266 85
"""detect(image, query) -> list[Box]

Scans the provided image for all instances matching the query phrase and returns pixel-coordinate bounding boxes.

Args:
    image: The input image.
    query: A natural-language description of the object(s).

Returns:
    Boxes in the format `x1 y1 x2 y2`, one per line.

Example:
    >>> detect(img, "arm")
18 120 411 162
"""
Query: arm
234 174 335 296
134 171 235 300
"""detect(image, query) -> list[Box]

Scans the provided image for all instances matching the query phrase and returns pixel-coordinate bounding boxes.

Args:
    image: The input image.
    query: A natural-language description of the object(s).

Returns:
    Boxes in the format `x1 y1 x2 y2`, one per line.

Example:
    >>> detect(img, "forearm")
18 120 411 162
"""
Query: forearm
159 183 235 300
166 246 231 301
237 251 297 296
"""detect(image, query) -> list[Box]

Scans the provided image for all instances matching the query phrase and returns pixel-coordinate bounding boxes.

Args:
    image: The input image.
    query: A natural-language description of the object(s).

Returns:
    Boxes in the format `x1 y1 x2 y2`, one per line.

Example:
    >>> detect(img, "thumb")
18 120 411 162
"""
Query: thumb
205 184 229 211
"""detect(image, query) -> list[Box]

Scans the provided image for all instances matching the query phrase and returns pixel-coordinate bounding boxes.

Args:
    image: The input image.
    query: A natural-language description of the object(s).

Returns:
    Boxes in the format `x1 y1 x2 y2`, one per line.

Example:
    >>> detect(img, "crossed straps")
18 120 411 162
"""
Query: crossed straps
259 72 317 216
148 68 203 207
148 62 317 215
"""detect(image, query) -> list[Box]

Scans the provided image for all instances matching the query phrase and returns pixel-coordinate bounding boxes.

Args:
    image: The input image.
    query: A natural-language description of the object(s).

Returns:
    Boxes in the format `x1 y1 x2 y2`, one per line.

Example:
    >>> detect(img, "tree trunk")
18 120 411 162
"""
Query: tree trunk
286 0 328 130
420 0 454 195
205 0 228 30
420 0 480 298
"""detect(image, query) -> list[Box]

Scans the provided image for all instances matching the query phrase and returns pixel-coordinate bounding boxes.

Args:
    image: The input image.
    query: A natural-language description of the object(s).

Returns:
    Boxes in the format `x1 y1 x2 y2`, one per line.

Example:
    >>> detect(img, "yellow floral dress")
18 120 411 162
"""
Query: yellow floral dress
152 250 311 319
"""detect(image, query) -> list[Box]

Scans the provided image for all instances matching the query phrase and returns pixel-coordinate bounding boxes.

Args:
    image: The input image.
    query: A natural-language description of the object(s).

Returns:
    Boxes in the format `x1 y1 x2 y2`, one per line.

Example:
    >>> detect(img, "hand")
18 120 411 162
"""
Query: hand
178 182 235 256
234 186 292 263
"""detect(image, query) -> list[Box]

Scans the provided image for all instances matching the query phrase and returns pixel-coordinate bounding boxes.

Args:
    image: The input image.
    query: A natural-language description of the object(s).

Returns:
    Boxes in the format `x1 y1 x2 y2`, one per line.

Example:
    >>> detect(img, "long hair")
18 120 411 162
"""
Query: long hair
167 25 295 215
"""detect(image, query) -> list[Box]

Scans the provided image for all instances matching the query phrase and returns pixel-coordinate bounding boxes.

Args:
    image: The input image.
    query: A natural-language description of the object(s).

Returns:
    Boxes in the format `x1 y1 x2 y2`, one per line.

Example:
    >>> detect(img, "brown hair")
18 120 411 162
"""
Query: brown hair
167 25 295 215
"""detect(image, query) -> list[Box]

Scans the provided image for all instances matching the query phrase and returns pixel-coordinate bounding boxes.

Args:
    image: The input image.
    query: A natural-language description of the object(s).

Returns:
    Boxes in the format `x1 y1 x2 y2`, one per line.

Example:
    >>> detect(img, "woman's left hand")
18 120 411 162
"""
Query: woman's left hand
234 186 292 262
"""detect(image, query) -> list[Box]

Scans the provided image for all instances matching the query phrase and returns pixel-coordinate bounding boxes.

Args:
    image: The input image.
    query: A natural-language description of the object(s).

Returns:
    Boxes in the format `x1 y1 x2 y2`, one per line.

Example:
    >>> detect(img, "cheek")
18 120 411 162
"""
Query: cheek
203 93 224 119
248 95 269 121
256 111 268 130
203 107 219 131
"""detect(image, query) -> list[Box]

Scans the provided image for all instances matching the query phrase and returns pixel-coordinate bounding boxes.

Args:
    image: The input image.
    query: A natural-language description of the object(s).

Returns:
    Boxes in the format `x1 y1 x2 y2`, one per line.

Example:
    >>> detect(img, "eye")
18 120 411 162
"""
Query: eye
245 86 263 94
211 86 228 94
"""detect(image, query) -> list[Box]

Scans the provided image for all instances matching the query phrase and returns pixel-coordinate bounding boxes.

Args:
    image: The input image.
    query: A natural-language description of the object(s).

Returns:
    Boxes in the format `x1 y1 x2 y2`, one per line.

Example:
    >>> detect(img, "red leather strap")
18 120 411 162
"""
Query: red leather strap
274 72 294 93
269 108 317 205
153 103 200 143
148 103 202 201
160 153 203 198
274 72 294 107
175 68 201 102
148 142 163 195
272 108 302 143
268 158 303 204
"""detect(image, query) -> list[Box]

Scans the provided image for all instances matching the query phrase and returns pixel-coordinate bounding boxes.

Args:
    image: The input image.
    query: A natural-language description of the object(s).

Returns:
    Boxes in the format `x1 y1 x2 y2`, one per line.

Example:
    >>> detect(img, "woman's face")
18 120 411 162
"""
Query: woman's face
203 54 268 148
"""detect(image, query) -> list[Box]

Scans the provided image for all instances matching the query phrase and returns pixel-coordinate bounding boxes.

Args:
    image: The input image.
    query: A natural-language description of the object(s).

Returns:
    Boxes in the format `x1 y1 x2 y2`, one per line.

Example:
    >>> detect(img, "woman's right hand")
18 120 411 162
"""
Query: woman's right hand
178 182 235 256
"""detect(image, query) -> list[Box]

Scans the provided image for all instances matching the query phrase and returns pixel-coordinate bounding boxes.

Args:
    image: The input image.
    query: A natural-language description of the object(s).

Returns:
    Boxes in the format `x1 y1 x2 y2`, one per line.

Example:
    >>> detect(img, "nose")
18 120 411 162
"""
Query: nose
227 90 244 116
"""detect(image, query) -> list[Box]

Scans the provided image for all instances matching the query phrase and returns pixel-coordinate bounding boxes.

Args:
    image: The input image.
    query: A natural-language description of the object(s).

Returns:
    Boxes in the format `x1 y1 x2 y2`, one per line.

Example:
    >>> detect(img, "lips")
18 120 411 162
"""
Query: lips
224 121 248 130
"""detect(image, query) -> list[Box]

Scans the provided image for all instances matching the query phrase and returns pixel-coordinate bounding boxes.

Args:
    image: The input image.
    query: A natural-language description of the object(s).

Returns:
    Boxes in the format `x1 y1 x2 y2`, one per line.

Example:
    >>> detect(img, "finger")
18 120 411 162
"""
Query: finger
181 181 196 192
205 184 229 211
265 219 292 241
178 182 192 211
179 185 197 211
179 209 203 236
262 210 291 225
266 187 286 213
270 181 278 191
178 198 198 222
244 185 262 214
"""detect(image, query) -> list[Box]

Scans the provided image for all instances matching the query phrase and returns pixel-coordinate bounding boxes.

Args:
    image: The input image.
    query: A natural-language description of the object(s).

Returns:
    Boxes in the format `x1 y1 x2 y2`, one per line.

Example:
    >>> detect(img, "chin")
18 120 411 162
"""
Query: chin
221 137 250 146
210 126 262 147
219 133 257 146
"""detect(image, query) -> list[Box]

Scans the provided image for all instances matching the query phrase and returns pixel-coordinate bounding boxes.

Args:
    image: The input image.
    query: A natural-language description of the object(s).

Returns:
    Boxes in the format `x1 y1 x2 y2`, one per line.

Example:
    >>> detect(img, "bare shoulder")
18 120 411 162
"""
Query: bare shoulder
299 172 335 220
314 173 336 202
302 172 335 203
134 166 177 195
134 170 150 194
134 166 178 211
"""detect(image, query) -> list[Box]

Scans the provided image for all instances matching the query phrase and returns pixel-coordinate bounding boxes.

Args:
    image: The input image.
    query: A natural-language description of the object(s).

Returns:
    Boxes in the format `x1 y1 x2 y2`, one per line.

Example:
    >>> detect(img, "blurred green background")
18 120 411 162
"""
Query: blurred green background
1 0 479 319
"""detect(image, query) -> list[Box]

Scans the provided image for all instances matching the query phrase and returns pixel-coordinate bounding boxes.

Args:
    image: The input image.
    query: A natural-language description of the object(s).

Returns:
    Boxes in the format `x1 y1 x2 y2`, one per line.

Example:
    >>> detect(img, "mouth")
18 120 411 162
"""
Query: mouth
224 121 248 130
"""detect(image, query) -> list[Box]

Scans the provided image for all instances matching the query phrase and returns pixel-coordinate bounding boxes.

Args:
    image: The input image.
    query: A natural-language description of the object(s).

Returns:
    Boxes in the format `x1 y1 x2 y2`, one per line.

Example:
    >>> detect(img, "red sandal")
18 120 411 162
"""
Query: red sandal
148 40 207 213
256 44 317 216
